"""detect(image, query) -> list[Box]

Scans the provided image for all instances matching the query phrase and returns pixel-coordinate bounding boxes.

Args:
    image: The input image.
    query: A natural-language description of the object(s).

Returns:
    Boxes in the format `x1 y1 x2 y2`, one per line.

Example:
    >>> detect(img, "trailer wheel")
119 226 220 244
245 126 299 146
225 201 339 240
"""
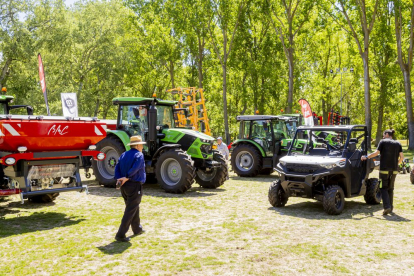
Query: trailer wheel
268 179 288 207
195 152 227 189
231 144 262 177
364 178 381 205
29 193 59 203
92 136 125 188
155 148 195 193
323 185 345 215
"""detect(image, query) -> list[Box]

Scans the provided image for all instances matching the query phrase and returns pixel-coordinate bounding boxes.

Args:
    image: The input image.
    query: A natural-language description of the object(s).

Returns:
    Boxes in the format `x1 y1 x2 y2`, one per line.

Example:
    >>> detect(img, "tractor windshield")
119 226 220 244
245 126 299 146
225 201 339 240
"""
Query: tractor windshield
289 129 349 157
120 105 148 140
157 105 175 128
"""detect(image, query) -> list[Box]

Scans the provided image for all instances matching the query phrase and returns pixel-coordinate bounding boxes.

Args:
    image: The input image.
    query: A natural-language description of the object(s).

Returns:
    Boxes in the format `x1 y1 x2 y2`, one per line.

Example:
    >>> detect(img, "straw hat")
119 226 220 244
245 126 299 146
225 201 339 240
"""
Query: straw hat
128 135 147 146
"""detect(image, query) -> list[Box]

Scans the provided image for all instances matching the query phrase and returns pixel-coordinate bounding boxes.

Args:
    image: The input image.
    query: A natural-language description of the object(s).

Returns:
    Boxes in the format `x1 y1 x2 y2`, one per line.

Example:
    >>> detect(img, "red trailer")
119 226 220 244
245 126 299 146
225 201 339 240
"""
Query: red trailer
0 115 106 203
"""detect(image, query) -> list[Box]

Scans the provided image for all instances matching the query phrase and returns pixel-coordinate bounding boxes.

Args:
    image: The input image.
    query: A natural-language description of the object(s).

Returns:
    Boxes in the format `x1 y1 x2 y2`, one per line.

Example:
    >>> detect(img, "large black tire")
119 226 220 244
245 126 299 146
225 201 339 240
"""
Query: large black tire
231 143 262 177
260 168 273 175
28 193 59 203
402 167 407 174
92 136 125 188
155 148 195 193
145 174 158 184
195 152 228 189
268 179 288 207
407 166 411 173
323 185 345 215
364 178 381 205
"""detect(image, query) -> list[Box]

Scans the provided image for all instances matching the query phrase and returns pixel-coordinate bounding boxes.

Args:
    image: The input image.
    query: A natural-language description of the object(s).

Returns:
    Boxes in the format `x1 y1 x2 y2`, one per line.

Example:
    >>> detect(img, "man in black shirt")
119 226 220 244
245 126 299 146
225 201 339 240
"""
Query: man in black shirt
361 129 404 215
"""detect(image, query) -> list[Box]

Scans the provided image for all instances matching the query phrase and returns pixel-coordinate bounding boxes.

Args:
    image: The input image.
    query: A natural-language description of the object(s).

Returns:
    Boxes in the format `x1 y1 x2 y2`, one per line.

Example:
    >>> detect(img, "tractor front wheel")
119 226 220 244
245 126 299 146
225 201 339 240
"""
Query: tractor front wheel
231 144 262 177
195 152 228 189
156 148 195 193
92 136 125 188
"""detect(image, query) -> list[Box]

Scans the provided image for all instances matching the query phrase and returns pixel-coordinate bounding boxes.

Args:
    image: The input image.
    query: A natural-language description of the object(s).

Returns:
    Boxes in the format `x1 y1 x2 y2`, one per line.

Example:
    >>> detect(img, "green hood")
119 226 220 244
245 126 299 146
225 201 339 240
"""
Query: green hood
162 128 214 143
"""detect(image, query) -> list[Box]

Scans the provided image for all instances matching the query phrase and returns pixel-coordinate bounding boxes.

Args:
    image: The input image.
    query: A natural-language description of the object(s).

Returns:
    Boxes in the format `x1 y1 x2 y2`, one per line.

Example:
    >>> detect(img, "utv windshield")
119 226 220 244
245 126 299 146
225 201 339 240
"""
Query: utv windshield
288 129 349 157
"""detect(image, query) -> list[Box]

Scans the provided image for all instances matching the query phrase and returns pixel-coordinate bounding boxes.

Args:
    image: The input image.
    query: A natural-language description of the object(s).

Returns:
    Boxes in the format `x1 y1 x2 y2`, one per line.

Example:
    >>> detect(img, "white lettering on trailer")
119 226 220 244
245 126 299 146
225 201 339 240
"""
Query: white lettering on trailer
48 125 69 136
3 124 20 136
94 126 103 136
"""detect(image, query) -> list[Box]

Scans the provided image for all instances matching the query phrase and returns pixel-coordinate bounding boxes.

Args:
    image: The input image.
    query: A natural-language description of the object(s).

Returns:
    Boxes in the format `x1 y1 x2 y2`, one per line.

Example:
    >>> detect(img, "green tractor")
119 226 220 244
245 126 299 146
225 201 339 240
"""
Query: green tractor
231 115 307 177
92 97 228 193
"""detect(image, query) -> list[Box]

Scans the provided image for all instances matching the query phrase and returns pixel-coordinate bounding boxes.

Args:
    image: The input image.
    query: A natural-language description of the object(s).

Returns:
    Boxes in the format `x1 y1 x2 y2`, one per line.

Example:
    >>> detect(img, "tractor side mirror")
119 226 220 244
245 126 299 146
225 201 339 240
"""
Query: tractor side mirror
26 106 33 115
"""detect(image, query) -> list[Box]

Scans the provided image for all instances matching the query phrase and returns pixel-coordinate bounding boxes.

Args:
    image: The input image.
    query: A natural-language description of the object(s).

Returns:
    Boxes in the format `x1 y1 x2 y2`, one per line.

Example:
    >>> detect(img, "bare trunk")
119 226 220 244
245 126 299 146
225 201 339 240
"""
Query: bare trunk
0 56 12 86
94 98 100 117
362 53 372 150
287 50 294 113
222 64 230 144
169 60 175 88
197 36 204 88
322 96 328 124
403 70 414 149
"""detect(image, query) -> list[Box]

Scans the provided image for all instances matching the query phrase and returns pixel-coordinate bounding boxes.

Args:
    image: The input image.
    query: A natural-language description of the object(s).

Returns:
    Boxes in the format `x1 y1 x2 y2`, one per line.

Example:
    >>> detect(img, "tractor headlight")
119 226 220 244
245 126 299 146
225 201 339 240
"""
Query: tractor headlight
97 153 105 160
5 157 16 165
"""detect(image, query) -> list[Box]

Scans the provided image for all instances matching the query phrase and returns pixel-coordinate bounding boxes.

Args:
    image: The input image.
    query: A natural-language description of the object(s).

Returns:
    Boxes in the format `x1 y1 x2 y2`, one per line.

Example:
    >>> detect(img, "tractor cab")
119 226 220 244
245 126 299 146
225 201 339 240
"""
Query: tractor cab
0 88 34 115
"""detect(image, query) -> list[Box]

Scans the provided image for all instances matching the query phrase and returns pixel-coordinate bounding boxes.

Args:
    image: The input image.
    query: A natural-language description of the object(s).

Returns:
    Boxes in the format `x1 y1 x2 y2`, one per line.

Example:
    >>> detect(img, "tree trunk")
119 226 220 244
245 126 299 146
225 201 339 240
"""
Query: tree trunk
287 49 294 113
169 60 175 88
362 53 372 150
375 92 384 146
94 98 100 117
0 56 12 87
222 64 230 144
197 36 204 88
403 70 414 149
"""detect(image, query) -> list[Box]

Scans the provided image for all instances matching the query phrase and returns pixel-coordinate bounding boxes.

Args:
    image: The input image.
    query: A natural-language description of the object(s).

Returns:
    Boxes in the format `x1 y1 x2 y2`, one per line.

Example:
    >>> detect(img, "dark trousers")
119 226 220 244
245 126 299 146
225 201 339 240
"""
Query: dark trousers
116 181 143 238
379 171 397 210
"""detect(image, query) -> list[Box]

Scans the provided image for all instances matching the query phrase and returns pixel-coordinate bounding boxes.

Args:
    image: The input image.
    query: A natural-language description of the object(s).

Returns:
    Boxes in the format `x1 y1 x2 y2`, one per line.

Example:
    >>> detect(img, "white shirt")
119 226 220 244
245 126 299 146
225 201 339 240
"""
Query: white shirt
217 142 230 160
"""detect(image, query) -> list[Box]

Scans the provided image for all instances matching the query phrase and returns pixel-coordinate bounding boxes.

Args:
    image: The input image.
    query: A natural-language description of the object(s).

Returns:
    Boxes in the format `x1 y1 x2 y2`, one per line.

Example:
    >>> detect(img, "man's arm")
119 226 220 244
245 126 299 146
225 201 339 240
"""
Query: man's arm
361 150 380 161
398 151 404 165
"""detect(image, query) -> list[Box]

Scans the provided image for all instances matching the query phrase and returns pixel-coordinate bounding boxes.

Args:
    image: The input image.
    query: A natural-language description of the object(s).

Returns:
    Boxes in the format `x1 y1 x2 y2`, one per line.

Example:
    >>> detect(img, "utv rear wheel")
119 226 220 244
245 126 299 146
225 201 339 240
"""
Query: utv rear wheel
92 136 125 188
323 185 345 215
195 152 228 189
231 144 262 177
156 148 195 193
28 193 59 203
402 167 407 174
364 178 381 205
268 180 288 207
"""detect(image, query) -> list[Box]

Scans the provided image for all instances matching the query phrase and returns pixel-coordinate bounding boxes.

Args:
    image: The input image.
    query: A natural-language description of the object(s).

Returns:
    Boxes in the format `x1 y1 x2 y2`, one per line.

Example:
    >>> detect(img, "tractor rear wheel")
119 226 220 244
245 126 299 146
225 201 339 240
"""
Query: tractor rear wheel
92 136 125 188
28 193 59 203
364 178 381 205
156 148 195 193
195 152 228 189
231 144 262 177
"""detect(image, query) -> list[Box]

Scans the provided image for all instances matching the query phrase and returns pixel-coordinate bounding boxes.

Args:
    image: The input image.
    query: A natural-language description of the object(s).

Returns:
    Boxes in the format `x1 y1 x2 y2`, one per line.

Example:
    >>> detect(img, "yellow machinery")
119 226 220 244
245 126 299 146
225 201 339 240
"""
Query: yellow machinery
166 87 211 136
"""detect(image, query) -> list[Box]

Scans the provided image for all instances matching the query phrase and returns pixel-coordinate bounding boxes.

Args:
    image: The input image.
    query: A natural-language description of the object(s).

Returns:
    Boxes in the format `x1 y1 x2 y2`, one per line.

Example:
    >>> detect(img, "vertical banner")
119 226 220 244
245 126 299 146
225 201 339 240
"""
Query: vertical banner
298 98 314 127
38 53 51 116
61 93 78 117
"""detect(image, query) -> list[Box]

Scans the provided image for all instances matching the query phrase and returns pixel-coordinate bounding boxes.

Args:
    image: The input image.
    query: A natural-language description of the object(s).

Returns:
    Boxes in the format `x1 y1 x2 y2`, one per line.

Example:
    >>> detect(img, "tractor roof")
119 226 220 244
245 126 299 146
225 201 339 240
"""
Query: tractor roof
112 97 177 106
297 125 366 131
0 95 14 102
236 115 281 121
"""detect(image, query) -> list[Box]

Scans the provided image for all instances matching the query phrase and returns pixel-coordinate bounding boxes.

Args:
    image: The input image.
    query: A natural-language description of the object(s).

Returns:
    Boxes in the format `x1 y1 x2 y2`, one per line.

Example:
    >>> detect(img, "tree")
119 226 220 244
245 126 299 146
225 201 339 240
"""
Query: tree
394 0 414 149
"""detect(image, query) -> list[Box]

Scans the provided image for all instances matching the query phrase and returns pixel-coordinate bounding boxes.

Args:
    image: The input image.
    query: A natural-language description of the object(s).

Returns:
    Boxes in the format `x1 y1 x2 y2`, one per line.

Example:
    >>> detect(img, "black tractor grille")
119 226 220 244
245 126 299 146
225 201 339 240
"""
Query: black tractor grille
286 164 320 173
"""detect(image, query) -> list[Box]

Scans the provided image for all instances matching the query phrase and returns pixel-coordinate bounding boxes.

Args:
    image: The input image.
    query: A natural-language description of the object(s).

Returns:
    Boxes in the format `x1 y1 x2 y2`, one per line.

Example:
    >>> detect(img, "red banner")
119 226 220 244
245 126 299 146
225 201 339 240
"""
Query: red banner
38 53 50 115
298 98 314 126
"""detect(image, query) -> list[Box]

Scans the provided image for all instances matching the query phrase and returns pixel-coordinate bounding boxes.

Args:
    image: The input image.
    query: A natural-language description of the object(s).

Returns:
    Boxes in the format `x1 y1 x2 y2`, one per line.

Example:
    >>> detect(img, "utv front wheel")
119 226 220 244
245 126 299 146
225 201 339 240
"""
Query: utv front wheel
268 179 288 207
323 185 345 215
195 153 228 189
156 148 195 193
364 178 381 205
402 167 407 174
231 144 262 177
407 166 411 173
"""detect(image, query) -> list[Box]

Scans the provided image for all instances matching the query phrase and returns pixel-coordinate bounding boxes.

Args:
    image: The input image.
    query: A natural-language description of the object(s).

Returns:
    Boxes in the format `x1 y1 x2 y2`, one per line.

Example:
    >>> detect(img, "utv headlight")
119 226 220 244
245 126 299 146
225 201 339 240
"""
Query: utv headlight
320 163 336 169
336 159 346 167
280 161 286 166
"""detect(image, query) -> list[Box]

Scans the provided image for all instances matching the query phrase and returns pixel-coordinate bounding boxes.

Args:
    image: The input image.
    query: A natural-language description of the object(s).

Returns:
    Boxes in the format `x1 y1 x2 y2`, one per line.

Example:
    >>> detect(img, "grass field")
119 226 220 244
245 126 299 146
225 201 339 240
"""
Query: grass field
1 168 414 275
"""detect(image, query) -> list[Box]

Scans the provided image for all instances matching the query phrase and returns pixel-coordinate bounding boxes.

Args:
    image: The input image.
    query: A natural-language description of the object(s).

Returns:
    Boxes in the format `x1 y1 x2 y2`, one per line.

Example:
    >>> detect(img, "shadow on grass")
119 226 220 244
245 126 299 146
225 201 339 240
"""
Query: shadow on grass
230 175 277 183
88 183 226 198
268 200 391 220
0 212 85 238
97 241 131 255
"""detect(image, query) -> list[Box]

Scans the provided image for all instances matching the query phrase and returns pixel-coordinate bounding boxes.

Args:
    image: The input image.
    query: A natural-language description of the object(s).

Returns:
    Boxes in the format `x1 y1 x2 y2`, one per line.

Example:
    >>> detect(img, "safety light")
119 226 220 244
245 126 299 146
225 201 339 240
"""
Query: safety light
1 87 6 93
88 145 97 150
5 157 16 165
97 153 105 160
255 110 259 114
152 93 157 98
17 146 27 153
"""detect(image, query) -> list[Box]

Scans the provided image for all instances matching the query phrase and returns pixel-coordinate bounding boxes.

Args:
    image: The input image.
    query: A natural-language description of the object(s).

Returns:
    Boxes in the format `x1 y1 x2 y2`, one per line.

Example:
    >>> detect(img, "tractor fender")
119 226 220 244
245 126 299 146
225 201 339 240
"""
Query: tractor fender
231 139 266 157
151 144 181 162
106 130 130 151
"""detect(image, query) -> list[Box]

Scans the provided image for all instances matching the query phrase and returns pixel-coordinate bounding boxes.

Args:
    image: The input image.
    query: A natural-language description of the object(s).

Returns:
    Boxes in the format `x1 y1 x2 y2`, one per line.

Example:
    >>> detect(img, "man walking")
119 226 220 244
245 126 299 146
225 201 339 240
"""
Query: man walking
217 137 230 179
114 135 146 242
361 129 403 215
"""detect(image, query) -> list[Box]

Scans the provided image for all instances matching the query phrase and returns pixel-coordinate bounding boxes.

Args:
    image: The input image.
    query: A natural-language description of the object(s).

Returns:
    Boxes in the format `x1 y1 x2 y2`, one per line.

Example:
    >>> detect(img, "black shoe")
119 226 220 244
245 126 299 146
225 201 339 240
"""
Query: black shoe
383 208 392 216
133 229 145 236
115 236 131 242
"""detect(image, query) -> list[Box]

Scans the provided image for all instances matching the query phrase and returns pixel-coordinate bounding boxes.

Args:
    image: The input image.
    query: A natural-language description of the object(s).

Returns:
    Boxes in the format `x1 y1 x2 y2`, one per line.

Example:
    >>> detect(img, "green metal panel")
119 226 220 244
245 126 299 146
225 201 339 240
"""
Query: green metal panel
232 139 266 157
0 95 14 101
161 128 215 142
106 130 130 151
